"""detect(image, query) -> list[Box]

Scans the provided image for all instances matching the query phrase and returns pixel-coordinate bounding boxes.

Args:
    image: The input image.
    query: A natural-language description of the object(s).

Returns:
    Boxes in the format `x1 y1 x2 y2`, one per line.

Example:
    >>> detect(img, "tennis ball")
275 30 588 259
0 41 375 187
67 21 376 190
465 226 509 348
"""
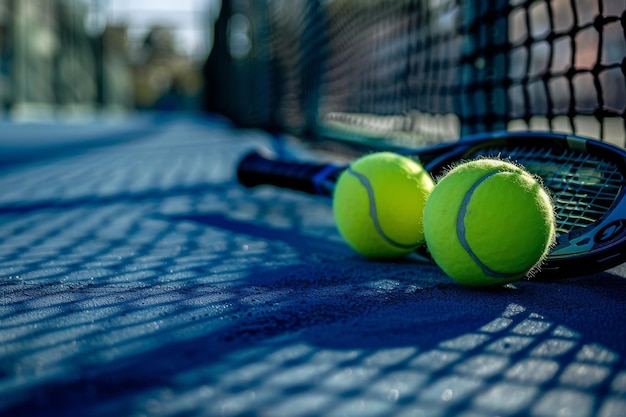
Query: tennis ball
423 159 556 286
333 152 435 258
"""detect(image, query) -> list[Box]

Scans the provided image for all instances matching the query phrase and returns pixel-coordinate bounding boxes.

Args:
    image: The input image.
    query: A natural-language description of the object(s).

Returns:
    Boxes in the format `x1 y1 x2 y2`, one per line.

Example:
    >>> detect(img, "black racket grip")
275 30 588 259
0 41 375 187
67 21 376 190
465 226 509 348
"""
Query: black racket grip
237 151 344 196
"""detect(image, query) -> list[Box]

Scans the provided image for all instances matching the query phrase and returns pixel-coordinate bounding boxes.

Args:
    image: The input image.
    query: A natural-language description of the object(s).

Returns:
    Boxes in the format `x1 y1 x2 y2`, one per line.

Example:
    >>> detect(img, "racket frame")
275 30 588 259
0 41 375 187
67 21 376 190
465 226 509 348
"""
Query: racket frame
237 131 626 278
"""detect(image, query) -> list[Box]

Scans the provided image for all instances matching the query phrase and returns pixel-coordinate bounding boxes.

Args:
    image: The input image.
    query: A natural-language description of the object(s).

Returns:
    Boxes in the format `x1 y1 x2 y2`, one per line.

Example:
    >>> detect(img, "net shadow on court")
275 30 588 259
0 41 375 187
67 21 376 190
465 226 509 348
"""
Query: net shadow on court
1 167 625 416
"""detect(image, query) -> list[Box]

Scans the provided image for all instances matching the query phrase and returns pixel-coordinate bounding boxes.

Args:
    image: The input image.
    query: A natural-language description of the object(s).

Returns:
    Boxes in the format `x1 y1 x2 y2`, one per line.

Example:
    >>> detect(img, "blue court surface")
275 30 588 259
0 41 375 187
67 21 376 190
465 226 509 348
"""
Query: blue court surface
1 114 625 417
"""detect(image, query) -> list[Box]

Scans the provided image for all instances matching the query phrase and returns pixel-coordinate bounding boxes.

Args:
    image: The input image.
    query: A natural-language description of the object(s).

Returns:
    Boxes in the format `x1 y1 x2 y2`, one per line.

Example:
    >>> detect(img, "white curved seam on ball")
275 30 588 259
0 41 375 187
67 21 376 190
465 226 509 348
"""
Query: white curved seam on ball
457 170 527 279
347 167 421 249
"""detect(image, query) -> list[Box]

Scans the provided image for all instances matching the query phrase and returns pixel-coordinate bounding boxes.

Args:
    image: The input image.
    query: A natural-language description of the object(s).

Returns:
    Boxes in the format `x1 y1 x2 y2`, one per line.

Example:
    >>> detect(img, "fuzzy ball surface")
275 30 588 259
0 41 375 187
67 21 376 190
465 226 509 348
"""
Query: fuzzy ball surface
333 152 435 258
423 158 556 286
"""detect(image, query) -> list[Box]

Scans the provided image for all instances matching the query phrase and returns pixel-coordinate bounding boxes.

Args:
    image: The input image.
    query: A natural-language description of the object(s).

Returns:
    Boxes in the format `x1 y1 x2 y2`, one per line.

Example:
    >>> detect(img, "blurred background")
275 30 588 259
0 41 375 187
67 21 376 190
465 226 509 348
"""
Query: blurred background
0 0 624 146
0 0 217 119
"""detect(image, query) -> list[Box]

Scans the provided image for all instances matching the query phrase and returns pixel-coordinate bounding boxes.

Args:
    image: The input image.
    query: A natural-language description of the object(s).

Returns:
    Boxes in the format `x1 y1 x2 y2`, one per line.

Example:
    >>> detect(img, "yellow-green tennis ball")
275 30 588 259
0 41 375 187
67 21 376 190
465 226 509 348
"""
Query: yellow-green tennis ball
333 152 435 258
423 159 556 286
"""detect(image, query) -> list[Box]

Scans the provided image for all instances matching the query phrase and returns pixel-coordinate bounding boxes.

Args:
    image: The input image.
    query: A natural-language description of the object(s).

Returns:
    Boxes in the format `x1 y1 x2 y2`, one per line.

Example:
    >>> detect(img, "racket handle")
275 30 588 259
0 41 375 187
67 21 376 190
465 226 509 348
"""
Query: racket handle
237 151 343 196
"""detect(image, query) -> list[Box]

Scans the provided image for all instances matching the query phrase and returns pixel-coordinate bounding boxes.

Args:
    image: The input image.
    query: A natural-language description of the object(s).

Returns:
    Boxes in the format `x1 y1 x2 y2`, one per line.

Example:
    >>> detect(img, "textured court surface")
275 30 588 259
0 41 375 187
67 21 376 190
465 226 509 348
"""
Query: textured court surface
1 115 625 417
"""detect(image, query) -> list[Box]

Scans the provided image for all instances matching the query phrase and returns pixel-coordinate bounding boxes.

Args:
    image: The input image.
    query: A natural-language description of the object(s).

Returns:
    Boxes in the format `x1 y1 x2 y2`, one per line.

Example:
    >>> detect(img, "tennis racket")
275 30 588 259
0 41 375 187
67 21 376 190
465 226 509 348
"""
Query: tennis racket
237 131 626 278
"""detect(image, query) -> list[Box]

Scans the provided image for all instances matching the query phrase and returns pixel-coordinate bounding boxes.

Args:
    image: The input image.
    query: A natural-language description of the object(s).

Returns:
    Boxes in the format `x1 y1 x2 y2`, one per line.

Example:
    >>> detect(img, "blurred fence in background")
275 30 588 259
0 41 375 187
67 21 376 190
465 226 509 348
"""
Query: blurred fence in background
0 0 210 120
204 0 626 147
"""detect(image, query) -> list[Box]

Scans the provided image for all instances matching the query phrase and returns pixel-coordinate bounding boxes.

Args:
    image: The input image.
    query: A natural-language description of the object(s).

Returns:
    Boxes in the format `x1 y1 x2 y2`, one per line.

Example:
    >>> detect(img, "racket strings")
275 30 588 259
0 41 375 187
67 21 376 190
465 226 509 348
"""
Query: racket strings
472 146 624 235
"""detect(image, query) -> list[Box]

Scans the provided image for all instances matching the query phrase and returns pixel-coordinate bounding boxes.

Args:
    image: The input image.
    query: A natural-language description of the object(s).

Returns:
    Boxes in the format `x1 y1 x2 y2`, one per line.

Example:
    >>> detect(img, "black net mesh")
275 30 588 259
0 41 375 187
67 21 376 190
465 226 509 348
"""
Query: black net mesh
204 0 626 147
